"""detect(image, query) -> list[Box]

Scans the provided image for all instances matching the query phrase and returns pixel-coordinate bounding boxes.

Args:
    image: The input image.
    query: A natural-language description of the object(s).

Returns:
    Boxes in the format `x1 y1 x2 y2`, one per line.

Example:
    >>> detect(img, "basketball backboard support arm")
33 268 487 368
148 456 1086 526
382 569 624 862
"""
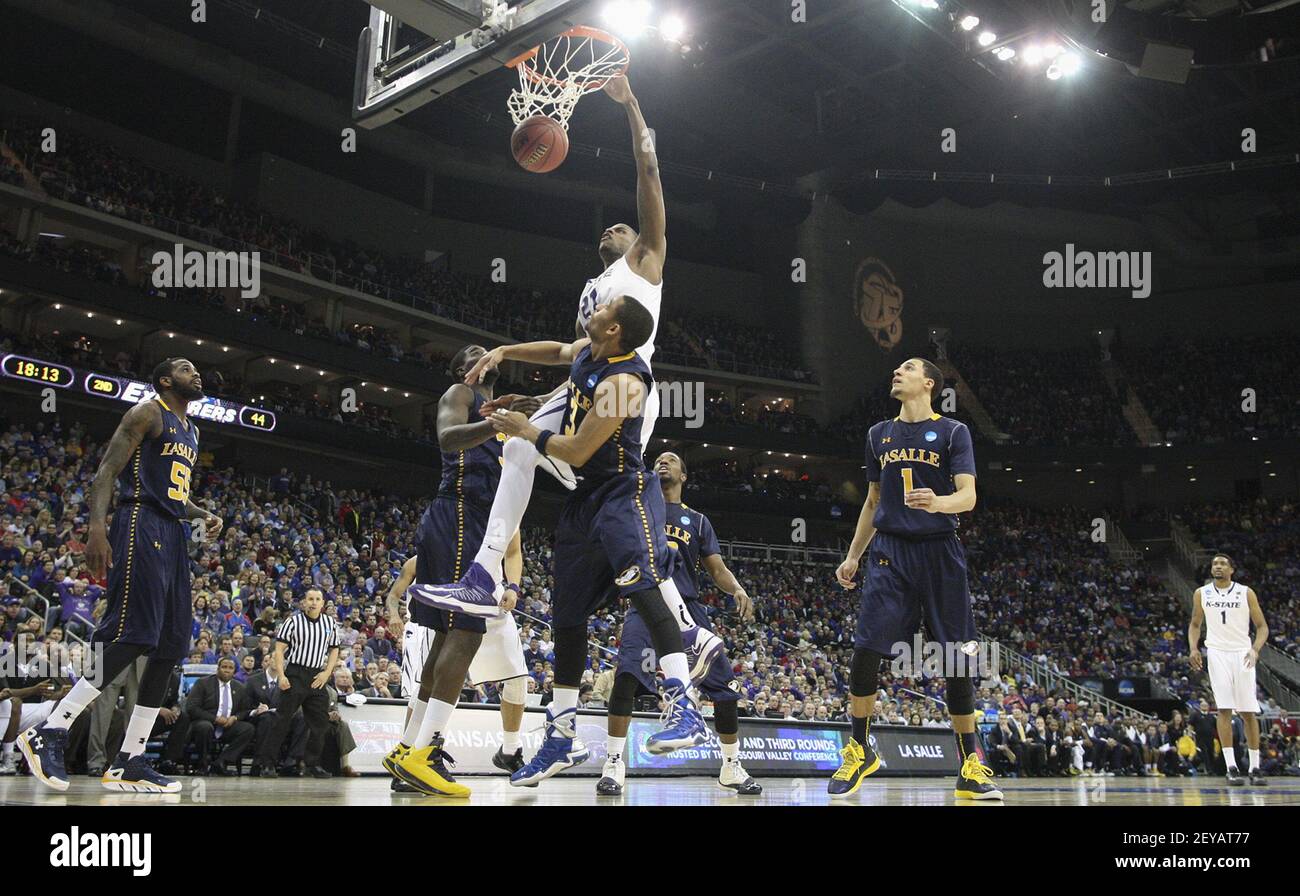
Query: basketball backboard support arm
353 0 602 129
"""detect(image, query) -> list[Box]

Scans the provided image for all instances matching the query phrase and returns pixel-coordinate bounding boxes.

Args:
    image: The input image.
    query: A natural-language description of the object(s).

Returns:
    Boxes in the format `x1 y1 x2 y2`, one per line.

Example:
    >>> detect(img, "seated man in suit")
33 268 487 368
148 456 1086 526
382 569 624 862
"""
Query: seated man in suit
175 658 256 775
320 683 361 778
246 653 307 776
150 666 191 774
986 712 1021 777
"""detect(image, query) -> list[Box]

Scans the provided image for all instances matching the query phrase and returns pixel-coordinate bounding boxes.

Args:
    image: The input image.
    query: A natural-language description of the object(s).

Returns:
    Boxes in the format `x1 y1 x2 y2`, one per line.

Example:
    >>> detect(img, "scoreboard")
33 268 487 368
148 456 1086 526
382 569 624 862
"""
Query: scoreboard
1 353 277 433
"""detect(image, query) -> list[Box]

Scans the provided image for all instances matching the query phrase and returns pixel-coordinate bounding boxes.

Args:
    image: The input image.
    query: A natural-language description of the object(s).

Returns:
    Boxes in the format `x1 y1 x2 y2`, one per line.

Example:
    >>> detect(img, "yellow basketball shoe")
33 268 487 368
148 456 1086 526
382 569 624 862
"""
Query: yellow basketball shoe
954 754 1004 801
827 737 881 799
382 742 411 778
394 738 470 798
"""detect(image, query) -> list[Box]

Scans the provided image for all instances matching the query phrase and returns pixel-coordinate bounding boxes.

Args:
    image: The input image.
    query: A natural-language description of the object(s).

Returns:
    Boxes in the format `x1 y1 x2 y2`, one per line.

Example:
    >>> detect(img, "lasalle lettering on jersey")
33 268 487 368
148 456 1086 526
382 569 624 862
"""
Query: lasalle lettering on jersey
160 441 198 465
878 447 942 468
665 524 692 545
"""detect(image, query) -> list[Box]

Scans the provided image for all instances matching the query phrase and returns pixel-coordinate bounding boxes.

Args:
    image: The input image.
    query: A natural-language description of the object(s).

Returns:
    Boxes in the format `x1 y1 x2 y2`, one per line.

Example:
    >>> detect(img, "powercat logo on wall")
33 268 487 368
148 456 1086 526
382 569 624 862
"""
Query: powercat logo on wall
854 257 904 351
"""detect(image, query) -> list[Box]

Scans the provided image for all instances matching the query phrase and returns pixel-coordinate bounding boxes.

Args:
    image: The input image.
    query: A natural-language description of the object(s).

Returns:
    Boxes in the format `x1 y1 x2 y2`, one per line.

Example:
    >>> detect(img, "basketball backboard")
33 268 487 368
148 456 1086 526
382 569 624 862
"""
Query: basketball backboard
353 0 603 129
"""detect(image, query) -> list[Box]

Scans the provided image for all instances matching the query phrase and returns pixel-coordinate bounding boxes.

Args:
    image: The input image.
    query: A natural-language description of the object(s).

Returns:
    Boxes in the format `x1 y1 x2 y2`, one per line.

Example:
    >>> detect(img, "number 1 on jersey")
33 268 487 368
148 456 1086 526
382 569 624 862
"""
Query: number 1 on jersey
901 467 915 494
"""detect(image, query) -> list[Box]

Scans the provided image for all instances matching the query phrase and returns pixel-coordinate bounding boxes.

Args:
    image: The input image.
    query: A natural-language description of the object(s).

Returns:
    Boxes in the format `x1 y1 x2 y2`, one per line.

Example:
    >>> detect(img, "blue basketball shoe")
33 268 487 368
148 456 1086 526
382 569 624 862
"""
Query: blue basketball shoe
17 721 70 792
510 707 589 787
102 752 183 793
646 679 710 755
407 562 503 619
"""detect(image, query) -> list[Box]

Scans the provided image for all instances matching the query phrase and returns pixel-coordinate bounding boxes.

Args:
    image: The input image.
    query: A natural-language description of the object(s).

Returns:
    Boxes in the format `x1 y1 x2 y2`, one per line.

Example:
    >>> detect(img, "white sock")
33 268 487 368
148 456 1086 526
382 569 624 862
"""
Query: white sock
1248 749 1260 771
720 739 739 762
606 735 626 760
1225 754 1238 771
402 698 428 746
43 680 101 731
658 578 695 633
123 706 160 759
2 742 13 757
472 438 539 575
661 653 691 686
415 699 456 748
502 729 521 754
551 688 579 716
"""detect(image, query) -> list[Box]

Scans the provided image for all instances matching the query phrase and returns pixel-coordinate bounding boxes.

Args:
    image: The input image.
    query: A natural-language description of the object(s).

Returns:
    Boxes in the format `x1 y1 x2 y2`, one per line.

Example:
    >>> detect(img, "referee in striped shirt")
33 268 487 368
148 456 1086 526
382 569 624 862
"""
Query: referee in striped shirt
257 589 340 778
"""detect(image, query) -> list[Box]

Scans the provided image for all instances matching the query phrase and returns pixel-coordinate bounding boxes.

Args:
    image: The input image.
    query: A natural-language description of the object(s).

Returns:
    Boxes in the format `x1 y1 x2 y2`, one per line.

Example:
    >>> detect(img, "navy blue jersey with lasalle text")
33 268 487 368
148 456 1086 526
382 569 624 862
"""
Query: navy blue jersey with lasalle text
437 391 504 510
664 501 721 600
561 346 654 488
118 399 199 520
865 413 975 537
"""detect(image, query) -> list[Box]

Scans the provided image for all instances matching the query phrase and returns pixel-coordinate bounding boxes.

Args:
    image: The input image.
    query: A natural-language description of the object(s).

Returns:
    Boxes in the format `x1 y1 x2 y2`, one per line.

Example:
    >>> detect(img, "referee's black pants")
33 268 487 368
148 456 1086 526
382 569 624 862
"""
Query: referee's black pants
257 665 331 768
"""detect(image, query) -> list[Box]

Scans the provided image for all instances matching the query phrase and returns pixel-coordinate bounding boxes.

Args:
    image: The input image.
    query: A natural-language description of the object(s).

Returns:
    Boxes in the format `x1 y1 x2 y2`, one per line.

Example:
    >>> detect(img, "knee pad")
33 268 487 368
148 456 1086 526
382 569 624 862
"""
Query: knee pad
608 673 640 718
628 587 684 662
552 625 587 687
945 676 975 716
500 676 527 705
850 649 884 698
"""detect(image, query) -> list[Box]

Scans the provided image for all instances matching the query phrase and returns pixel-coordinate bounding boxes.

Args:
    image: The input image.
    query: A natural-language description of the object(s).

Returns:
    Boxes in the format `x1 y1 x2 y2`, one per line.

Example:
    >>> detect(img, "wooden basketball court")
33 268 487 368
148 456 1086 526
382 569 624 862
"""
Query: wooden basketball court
3 774 1297 807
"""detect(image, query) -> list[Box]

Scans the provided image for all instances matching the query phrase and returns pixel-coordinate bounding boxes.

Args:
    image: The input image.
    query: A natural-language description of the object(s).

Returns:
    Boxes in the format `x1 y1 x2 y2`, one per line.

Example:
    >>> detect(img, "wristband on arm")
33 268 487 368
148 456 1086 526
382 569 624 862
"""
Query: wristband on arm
535 430 554 457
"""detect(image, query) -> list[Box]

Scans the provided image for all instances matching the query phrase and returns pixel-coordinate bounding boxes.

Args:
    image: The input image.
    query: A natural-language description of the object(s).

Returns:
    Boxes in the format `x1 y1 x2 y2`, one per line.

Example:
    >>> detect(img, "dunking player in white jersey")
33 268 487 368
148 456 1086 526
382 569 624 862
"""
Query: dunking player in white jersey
1187 552 1270 786
414 75 723 682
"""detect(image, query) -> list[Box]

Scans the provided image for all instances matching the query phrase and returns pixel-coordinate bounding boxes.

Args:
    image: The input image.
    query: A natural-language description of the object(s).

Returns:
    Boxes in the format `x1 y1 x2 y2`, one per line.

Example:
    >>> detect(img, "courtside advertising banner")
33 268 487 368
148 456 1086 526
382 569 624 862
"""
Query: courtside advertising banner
340 701 954 777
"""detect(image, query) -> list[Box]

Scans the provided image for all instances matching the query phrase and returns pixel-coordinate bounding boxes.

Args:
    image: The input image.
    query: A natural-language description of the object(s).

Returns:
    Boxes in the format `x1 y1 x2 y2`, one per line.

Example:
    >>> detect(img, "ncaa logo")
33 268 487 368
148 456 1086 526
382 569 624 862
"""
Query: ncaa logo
586 374 598 389
680 516 691 525
615 566 642 587
924 431 938 442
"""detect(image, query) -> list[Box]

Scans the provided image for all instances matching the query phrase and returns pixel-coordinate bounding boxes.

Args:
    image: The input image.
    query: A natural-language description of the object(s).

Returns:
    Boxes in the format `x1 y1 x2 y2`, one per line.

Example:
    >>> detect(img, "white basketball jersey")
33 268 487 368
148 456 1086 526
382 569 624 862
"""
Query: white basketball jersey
576 255 662 363
1201 582 1251 651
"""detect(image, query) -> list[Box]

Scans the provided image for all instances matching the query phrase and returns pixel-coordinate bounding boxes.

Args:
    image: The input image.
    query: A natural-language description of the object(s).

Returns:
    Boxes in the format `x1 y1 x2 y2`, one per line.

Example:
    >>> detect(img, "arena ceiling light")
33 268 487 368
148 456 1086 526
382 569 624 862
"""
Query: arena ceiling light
601 0 653 37
1022 44 1043 65
1058 52 1082 76
659 13 685 42
977 30 996 47
959 15 979 31
994 46 1015 61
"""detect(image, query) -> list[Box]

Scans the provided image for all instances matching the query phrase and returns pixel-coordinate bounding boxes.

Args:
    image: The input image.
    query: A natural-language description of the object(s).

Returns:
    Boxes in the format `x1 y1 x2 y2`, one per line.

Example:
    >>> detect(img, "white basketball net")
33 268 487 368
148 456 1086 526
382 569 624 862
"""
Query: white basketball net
507 28 630 130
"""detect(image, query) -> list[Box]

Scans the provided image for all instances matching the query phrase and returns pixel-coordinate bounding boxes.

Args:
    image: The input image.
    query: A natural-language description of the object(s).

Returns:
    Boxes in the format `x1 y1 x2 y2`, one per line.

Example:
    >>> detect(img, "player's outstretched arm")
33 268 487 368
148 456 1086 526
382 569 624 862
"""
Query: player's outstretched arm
84 401 162 578
487 373 642 469
837 481 880 589
1246 588 1268 667
1187 595 1204 672
386 556 417 623
701 554 753 621
436 383 499 452
464 338 593 385
604 77 665 279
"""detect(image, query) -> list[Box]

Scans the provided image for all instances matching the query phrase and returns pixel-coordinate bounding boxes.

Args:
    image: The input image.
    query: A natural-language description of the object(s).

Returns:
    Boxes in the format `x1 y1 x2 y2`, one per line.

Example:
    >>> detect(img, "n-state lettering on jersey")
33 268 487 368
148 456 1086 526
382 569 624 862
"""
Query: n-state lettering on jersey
437 392 504 512
664 501 721 600
1200 582 1252 651
576 255 662 363
561 346 654 489
118 399 199 519
865 414 975 537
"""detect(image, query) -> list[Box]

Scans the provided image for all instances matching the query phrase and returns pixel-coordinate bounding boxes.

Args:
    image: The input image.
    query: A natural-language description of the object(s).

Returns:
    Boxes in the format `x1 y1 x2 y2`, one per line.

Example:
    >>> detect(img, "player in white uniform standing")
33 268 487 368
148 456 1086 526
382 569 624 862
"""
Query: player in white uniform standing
415 75 722 682
1187 552 1270 786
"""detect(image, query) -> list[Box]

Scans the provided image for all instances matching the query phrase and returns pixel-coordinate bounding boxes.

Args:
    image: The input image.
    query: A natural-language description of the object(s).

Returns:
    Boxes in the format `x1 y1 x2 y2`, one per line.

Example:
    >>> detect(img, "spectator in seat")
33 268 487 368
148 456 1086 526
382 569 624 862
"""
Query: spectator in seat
174 657 256 775
986 711 1021 777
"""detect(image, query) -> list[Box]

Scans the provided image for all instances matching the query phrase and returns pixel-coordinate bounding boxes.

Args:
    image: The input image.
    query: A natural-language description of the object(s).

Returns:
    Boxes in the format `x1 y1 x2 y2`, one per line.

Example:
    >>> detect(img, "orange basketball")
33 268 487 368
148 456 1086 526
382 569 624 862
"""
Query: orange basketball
511 115 569 173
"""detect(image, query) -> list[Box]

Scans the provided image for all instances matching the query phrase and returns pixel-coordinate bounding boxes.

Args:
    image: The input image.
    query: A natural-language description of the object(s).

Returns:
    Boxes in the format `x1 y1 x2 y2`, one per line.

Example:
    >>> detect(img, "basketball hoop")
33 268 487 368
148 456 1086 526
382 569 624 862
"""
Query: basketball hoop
506 26 631 130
